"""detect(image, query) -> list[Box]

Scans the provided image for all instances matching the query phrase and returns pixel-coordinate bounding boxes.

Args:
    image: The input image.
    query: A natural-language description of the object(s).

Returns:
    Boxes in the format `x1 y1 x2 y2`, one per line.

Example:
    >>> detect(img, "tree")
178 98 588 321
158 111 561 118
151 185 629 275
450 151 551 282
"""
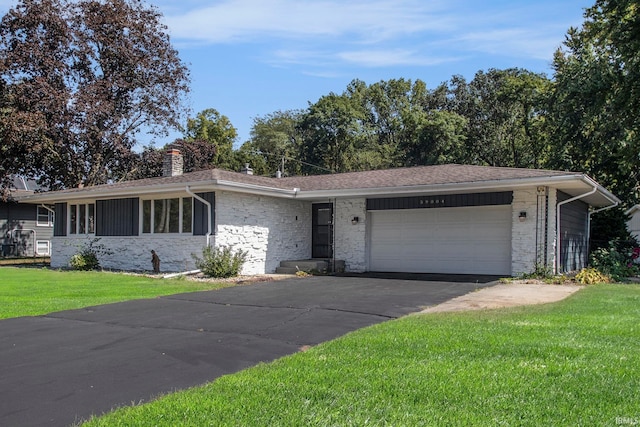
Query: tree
548 0 639 205
297 92 367 174
448 69 551 168
400 109 467 166
184 108 237 169
247 110 304 176
548 0 640 245
0 0 190 190
127 138 220 180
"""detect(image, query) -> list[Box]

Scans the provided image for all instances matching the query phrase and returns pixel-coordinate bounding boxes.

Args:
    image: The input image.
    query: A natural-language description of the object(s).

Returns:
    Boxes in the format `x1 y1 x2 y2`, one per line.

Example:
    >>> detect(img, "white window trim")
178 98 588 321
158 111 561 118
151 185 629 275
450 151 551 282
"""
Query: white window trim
35 240 50 256
36 206 54 227
140 197 193 235
68 203 96 235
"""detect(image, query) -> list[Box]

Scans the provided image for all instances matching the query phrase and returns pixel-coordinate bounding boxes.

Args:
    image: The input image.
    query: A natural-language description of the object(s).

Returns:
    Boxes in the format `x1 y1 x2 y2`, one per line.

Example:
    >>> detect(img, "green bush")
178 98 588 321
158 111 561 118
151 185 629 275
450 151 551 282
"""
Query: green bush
69 250 100 270
589 240 640 282
69 238 111 271
192 245 248 278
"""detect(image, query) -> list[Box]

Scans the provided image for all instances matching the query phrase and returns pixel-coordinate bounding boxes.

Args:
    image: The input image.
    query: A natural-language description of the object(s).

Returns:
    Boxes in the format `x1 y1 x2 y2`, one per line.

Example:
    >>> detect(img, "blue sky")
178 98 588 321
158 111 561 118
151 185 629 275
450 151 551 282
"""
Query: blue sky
0 0 592 148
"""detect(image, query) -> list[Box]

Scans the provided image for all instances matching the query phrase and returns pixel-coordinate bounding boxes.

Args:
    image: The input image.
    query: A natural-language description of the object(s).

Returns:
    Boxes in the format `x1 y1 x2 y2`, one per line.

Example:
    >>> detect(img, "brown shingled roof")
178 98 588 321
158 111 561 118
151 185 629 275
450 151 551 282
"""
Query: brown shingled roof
17 163 619 209
19 164 580 198
279 164 575 191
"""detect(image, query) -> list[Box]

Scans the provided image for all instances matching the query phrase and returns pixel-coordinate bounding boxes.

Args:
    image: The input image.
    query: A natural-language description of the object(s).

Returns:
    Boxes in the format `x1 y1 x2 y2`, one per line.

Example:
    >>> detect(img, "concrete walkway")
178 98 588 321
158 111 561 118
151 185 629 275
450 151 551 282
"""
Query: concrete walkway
421 282 583 313
0 275 496 427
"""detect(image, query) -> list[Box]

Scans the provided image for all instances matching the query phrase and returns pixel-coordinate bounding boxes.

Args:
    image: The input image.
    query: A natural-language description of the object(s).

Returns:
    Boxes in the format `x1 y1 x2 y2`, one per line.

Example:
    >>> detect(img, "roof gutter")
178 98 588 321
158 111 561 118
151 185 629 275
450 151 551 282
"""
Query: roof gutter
555 186 597 274
186 186 212 247
293 174 606 200
18 179 299 203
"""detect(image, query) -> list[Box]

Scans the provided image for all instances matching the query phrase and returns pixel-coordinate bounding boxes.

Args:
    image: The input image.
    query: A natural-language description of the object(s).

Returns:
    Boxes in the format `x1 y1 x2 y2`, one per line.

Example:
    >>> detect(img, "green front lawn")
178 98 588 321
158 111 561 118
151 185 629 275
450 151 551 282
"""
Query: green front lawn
82 284 640 426
0 267 234 319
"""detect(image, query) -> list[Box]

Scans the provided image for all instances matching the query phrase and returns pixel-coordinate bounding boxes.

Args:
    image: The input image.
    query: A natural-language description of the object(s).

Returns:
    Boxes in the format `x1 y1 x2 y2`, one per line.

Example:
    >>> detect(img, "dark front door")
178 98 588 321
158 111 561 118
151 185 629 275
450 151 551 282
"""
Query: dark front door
312 203 333 259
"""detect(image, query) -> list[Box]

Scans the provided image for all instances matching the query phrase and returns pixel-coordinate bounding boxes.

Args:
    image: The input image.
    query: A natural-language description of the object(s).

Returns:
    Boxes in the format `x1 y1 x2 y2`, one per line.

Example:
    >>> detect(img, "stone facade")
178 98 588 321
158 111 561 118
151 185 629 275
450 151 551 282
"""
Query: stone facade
51 234 207 272
214 191 311 275
333 198 367 272
162 149 183 177
510 187 557 276
49 186 565 277
511 188 538 275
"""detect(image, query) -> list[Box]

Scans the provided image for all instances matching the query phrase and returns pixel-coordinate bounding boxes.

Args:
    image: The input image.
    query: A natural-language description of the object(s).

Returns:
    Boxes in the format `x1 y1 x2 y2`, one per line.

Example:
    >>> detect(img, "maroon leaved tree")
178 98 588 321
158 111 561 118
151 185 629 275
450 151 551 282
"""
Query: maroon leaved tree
0 0 190 191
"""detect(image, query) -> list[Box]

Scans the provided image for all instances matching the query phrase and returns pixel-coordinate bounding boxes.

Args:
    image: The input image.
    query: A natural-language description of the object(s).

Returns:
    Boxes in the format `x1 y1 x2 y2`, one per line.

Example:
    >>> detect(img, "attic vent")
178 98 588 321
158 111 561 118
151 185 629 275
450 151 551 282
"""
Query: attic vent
241 163 253 175
163 149 183 177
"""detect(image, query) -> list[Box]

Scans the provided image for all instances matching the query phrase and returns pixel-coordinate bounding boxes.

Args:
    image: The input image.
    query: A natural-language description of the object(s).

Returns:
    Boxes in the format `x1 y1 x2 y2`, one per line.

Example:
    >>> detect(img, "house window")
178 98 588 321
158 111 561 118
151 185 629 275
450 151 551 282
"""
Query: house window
37 206 54 227
142 197 192 234
182 197 192 233
36 240 50 255
69 203 95 234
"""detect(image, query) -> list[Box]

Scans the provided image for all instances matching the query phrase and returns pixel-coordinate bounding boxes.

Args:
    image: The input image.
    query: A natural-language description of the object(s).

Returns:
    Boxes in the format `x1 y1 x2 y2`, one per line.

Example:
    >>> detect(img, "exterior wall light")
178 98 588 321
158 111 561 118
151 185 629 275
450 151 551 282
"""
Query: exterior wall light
351 216 359 225
519 211 527 222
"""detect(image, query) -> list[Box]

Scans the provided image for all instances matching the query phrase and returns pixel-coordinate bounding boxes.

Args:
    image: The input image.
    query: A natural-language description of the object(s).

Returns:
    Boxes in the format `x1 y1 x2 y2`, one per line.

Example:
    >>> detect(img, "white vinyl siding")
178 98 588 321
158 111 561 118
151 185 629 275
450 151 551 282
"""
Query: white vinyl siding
369 205 512 275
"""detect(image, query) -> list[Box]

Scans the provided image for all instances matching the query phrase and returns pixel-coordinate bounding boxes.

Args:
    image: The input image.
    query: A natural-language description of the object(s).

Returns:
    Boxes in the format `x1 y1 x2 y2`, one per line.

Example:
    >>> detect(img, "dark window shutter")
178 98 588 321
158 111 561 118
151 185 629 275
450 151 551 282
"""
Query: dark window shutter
96 198 139 236
193 192 215 236
54 203 67 236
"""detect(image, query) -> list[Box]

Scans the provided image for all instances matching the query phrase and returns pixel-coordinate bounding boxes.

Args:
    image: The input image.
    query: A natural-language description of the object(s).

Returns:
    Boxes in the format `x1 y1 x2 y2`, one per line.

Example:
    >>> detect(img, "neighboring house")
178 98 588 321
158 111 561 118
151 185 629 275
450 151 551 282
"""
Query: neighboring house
20 150 619 276
1 176 54 257
626 205 640 240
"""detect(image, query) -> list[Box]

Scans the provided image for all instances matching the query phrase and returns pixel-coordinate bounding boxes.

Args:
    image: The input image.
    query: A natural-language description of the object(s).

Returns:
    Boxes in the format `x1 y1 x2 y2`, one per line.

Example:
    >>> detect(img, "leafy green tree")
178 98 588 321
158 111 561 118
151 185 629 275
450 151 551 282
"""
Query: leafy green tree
448 69 551 168
184 108 237 169
400 109 467 166
548 0 639 206
247 110 304 176
547 0 640 245
0 0 190 190
297 92 367 173
231 142 270 176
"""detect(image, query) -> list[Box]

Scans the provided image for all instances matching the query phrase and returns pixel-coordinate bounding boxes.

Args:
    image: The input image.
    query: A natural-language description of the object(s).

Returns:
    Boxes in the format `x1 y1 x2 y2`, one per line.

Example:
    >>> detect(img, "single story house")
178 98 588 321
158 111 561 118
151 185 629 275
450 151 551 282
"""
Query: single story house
1 176 54 257
20 150 619 276
626 205 640 240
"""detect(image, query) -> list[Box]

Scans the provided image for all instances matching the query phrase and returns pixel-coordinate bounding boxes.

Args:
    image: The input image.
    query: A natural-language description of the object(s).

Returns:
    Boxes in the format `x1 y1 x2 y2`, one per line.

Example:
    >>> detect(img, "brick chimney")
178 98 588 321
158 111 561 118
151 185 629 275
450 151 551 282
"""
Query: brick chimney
163 149 183 177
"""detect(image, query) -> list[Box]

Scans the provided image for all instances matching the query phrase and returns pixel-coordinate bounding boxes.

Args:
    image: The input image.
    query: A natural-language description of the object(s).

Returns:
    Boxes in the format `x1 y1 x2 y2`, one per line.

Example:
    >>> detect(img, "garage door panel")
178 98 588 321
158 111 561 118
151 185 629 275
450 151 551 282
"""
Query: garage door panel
369 206 511 275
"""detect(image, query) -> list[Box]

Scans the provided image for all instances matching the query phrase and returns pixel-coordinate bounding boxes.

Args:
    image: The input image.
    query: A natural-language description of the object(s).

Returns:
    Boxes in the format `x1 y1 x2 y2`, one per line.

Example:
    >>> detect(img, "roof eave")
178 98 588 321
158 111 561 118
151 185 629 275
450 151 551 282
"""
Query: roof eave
17 178 298 203
295 174 619 207
625 204 640 215
15 172 619 208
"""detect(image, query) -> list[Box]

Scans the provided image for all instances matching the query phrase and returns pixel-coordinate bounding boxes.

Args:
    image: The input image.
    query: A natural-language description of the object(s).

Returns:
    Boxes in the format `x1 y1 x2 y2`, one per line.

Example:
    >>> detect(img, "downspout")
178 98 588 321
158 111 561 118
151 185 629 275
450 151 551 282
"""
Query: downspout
555 186 597 274
186 186 212 247
40 204 55 215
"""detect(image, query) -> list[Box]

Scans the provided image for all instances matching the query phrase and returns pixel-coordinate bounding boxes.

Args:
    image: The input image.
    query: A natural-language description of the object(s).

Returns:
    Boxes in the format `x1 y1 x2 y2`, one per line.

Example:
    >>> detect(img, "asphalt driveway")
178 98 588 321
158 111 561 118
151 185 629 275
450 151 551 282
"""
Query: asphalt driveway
0 275 496 426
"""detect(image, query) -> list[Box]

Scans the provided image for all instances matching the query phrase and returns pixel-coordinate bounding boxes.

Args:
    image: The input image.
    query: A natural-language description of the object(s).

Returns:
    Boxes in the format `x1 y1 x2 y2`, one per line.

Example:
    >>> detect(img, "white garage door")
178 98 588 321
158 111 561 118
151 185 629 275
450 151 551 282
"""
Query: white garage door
369 205 512 275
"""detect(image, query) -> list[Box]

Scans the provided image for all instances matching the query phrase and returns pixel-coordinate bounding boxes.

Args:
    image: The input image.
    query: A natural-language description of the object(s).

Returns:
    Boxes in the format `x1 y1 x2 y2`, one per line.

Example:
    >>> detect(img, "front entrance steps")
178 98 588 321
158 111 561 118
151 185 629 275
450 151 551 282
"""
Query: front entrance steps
275 259 345 274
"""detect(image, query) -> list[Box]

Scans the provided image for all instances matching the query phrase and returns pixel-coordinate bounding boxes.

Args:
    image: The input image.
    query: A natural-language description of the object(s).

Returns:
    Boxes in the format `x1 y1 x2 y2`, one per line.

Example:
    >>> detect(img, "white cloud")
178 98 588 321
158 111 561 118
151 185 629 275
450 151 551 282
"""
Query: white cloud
157 0 587 71
448 28 567 61
163 0 451 43
337 49 461 67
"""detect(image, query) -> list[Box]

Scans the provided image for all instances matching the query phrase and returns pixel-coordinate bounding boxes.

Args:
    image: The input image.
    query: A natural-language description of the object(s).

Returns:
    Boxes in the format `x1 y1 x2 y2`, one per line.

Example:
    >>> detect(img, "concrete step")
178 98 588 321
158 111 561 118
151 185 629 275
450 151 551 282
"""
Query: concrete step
274 266 300 274
279 260 329 271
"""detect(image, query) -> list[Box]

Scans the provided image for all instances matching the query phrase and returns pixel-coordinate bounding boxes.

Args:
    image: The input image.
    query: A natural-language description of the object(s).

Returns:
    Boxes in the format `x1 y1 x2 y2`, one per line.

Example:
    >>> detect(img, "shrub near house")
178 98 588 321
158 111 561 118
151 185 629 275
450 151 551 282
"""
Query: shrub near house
192 246 248 278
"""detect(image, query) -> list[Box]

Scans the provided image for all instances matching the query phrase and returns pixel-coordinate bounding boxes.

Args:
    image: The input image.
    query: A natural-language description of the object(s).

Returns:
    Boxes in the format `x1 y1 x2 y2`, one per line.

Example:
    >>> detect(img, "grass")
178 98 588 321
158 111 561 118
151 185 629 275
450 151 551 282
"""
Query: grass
81 284 640 426
0 267 236 319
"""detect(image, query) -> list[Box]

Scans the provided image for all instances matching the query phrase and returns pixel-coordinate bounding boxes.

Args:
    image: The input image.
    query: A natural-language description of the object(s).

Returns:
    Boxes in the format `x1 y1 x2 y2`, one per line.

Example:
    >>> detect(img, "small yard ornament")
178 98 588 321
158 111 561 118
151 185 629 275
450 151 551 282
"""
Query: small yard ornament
151 250 160 273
